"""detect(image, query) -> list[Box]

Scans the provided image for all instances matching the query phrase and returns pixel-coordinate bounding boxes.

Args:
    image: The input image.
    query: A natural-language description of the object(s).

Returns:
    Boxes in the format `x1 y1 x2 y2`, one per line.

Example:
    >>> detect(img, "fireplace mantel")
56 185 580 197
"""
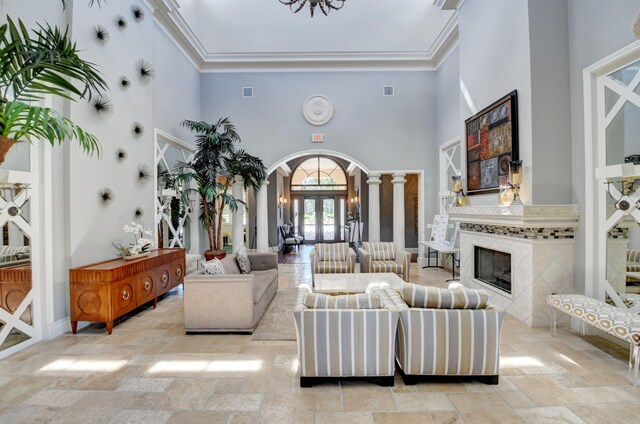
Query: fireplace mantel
447 205 580 228
448 204 580 327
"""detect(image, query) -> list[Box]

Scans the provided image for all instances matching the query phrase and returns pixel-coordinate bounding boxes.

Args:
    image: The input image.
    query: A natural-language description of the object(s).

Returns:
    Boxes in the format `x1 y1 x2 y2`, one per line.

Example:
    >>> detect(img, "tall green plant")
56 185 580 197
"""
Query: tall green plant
176 118 266 254
0 16 107 163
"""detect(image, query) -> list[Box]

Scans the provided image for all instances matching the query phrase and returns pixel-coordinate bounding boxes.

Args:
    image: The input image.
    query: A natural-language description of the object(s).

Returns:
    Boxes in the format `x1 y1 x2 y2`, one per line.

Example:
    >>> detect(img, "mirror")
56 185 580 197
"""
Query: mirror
605 60 640 167
606 221 640 309
156 140 194 252
0 183 33 352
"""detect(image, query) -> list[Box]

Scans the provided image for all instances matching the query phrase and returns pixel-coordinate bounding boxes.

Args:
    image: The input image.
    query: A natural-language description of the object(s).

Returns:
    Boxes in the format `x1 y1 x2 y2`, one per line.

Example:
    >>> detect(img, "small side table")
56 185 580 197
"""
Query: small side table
419 241 460 281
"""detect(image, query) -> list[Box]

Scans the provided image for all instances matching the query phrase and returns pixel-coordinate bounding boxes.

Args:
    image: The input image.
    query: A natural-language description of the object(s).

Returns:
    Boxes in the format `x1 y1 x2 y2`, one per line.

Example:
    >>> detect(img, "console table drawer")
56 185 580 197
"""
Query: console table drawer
70 248 185 334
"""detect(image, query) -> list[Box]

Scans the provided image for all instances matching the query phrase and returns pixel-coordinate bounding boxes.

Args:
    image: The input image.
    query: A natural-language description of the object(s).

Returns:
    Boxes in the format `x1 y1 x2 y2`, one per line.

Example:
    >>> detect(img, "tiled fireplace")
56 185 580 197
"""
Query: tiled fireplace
449 205 580 327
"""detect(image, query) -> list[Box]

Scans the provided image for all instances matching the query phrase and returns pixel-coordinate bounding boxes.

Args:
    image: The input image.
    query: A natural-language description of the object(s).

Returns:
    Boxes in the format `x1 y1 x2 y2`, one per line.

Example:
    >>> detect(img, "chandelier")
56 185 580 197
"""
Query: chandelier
279 0 346 17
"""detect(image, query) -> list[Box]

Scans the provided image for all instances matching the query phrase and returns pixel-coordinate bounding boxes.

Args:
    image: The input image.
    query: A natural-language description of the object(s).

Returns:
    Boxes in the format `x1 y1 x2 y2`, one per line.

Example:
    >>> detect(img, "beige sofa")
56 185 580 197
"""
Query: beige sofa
184 252 278 333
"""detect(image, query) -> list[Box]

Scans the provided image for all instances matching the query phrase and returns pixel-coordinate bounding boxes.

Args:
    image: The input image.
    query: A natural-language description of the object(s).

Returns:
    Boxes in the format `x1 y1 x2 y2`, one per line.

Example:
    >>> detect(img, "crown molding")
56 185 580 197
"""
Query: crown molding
147 0 459 72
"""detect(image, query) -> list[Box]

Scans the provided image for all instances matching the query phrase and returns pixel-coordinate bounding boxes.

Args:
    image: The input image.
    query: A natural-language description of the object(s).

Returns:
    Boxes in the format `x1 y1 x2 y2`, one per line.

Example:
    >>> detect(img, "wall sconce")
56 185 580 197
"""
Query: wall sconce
279 196 287 218
450 175 469 207
508 160 523 205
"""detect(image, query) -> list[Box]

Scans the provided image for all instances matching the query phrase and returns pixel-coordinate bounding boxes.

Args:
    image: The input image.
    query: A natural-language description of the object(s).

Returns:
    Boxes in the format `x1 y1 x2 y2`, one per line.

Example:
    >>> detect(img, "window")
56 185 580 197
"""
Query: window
290 157 348 191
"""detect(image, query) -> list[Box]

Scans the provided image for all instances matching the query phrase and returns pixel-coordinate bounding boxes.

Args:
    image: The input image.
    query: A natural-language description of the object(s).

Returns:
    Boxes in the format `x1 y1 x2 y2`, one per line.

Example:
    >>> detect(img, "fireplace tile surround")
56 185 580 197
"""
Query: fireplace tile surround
448 205 580 327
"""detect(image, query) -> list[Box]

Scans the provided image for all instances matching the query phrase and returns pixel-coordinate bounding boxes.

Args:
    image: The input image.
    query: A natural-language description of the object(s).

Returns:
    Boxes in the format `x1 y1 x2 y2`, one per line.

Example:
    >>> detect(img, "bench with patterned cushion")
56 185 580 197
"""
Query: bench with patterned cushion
547 294 640 386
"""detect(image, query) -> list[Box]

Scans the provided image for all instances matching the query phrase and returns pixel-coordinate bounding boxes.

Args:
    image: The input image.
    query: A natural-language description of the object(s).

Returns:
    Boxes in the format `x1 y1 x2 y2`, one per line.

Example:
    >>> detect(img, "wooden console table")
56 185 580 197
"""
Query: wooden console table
69 248 185 334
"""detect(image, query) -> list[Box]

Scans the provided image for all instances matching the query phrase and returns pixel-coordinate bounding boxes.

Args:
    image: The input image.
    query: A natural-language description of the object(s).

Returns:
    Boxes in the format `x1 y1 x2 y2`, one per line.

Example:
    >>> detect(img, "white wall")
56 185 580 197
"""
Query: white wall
200 71 439 229
32 0 200 321
458 0 533 205
436 46 461 146
567 0 639 292
528 0 572 205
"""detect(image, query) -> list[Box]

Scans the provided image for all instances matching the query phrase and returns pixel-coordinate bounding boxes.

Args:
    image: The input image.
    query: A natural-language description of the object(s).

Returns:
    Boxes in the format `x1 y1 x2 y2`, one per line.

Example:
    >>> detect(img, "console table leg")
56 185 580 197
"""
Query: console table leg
153 297 158 309
106 321 113 335
71 321 78 334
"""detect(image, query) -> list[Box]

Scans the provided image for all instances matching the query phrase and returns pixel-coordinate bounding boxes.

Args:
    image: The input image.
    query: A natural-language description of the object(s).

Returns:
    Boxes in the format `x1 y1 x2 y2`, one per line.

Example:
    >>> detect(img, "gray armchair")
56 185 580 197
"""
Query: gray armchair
359 242 411 281
309 242 356 284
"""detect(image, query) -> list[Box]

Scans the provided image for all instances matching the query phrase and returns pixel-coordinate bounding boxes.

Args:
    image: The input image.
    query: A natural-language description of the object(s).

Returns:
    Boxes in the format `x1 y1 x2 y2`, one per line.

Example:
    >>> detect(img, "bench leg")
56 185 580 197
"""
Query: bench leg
630 344 640 387
550 306 557 337
580 320 586 337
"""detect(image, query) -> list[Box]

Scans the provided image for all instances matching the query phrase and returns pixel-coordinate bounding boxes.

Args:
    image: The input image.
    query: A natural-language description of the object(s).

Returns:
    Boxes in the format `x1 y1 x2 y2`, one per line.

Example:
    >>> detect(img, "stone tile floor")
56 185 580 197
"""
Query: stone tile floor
0 263 638 423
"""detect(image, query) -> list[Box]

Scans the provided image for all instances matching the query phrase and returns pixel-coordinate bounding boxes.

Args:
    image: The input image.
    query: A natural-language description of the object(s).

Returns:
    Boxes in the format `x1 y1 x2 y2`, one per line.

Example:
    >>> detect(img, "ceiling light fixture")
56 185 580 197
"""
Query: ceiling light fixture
279 0 346 17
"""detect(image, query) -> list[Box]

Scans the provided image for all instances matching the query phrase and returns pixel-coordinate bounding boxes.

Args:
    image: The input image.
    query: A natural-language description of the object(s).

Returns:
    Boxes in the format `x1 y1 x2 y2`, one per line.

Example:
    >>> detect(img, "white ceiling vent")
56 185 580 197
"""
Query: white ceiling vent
242 87 253 98
383 85 395 97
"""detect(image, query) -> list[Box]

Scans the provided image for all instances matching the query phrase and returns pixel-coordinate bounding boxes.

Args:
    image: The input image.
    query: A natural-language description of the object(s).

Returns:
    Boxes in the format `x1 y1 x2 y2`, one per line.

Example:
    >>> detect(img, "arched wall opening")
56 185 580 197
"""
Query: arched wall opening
246 149 424 258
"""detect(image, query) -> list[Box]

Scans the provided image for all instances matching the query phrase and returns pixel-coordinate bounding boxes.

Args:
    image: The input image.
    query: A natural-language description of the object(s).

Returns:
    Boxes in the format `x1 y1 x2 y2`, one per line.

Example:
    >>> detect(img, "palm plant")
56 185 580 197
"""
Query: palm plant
0 16 107 164
176 118 266 256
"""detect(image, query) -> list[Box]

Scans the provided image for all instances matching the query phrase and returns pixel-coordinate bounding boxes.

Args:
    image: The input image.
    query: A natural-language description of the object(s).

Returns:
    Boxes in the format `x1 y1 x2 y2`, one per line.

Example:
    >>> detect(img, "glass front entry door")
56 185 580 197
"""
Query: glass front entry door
301 196 343 243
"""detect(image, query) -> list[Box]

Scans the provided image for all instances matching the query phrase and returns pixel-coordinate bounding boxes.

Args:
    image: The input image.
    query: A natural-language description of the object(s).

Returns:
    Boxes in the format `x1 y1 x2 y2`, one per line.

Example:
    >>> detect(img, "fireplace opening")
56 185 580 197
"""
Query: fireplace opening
474 246 512 294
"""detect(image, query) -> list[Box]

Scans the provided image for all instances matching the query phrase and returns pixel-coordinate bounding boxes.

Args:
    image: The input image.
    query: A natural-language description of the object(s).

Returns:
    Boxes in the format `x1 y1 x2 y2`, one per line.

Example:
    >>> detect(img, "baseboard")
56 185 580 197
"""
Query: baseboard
48 317 89 340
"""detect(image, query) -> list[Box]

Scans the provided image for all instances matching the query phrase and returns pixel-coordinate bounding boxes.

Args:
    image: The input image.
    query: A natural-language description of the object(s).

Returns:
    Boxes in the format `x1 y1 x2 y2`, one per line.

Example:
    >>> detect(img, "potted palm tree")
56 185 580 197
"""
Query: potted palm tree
177 118 266 260
0 16 107 164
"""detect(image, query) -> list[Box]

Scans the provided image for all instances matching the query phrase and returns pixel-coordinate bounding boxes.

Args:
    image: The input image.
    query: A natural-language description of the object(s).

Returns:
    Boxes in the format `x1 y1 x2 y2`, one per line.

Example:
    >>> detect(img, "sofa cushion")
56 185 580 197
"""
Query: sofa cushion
315 260 349 274
371 260 402 274
221 254 241 274
203 258 225 275
402 283 488 309
316 243 349 261
252 269 278 305
367 242 396 261
237 247 252 274
304 292 383 309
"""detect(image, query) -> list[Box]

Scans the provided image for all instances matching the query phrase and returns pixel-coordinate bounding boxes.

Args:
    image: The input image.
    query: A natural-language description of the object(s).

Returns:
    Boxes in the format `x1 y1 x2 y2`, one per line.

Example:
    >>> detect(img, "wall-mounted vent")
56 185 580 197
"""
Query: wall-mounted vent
242 87 253 98
383 85 395 97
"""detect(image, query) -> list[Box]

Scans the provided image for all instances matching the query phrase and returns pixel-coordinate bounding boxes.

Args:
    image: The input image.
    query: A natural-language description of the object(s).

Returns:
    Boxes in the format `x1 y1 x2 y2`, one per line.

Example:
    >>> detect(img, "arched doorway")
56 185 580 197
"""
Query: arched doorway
290 157 349 243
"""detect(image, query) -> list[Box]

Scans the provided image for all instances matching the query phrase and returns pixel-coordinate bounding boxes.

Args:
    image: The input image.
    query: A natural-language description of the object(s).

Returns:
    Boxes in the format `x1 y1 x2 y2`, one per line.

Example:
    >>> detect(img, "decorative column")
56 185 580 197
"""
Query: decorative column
392 173 406 248
367 172 382 242
231 176 245 253
256 181 270 252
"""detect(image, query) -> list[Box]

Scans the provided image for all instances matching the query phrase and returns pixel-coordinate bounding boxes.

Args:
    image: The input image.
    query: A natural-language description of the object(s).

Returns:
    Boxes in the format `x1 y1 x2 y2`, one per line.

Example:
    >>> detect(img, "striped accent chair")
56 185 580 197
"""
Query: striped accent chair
628 249 640 283
309 243 356 284
359 242 411 281
385 283 505 385
293 285 400 387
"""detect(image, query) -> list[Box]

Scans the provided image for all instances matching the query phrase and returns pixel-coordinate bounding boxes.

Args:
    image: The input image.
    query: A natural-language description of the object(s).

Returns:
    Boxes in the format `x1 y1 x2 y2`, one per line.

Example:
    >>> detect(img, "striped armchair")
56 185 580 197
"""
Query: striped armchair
359 242 411 281
293 285 400 387
309 243 356 284
385 283 505 385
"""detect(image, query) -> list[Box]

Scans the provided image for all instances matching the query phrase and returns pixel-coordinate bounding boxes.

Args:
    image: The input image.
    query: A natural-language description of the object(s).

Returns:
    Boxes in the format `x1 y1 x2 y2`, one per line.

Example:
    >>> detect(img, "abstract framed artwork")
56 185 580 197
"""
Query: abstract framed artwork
465 90 519 195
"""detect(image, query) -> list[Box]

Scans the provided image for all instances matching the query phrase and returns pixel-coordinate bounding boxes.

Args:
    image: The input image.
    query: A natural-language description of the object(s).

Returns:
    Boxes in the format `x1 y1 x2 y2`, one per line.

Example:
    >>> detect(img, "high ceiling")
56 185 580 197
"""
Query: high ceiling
150 0 458 71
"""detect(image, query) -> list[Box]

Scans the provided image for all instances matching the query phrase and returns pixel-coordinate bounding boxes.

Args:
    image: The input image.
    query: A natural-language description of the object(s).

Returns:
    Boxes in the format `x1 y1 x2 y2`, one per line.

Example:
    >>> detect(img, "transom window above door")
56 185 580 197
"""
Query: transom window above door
290 157 348 191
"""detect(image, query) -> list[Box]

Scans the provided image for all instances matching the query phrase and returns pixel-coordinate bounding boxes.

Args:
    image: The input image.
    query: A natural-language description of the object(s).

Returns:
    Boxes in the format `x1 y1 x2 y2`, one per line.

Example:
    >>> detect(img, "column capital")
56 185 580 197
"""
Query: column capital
233 175 244 184
367 172 382 185
391 173 406 184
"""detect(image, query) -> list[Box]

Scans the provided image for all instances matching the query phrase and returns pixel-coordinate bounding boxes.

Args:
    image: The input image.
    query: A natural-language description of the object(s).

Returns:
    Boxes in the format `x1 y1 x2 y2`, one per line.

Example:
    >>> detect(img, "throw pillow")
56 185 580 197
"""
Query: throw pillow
203 258 226 275
402 282 488 309
236 247 252 274
304 293 383 309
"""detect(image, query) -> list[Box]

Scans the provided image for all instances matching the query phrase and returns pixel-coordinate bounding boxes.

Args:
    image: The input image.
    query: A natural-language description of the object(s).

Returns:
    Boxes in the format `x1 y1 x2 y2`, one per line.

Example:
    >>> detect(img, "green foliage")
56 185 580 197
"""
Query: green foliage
177 118 267 252
0 16 107 158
